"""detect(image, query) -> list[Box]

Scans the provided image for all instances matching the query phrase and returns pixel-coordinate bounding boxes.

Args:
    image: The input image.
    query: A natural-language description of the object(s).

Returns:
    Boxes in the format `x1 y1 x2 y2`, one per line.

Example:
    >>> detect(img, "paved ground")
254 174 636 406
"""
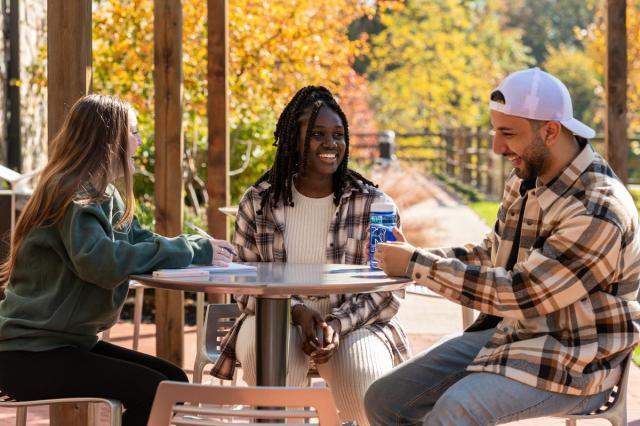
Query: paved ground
1 170 638 425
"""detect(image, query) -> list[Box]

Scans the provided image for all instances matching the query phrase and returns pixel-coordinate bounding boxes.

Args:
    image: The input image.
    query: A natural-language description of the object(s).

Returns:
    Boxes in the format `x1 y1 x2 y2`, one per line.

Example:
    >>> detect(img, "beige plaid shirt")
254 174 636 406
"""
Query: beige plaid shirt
211 178 410 380
408 144 640 395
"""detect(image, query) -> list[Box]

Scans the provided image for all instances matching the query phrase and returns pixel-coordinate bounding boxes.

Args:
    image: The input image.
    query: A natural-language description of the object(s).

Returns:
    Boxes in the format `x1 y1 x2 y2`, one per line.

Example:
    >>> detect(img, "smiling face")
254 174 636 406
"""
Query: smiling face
298 105 346 178
490 110 550 181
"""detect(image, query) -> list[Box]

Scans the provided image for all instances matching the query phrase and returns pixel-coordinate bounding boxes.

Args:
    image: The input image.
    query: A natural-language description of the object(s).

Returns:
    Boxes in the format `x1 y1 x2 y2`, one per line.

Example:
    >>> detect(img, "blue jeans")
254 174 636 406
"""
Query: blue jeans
364 328 610 426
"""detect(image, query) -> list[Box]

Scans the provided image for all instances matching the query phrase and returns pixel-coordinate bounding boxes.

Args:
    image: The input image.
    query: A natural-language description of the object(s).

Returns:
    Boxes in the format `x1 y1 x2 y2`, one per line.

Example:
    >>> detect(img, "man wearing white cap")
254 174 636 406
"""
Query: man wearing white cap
366 68 640 425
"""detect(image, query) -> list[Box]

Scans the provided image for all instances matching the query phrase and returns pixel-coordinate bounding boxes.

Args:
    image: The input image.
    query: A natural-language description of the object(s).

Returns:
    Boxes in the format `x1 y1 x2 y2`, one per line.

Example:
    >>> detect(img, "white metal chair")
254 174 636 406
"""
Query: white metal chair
0 165 41 241
0 392 122 426
102 281 208 353
147 381 341 425
193 303 241 384
555 352 633 426
194 303 321 386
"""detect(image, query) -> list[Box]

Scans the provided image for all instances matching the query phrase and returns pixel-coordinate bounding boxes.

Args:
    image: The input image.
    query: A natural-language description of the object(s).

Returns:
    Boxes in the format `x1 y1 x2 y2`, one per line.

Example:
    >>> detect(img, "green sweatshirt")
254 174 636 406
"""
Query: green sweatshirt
0 186 212 352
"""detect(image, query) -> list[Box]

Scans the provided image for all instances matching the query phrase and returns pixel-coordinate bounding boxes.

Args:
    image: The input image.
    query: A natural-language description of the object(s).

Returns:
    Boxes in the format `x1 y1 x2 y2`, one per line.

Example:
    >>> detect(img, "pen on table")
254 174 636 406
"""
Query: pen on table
186 222 238 257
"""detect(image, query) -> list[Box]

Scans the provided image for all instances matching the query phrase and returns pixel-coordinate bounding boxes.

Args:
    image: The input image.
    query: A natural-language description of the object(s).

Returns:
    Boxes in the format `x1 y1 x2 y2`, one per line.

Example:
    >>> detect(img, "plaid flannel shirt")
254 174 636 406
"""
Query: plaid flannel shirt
211 178 410 380
408 144 640 395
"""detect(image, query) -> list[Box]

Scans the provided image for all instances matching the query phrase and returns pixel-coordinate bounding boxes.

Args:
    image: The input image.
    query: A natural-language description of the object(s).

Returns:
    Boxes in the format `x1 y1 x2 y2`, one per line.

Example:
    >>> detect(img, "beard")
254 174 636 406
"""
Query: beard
514 133 549 181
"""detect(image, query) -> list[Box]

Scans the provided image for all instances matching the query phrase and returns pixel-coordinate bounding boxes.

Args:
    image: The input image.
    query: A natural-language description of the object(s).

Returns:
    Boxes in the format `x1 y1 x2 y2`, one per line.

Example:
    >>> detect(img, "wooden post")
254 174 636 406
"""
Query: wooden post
439 131 447 175
154 0 184 365
49 403 89 426
605 0 628 183
7 0 21 171
207 0 229 240
207 0 229 304
47 2 92 423
484 133 495 197
47 0 92 145
456 129 469 183
445 129 455 177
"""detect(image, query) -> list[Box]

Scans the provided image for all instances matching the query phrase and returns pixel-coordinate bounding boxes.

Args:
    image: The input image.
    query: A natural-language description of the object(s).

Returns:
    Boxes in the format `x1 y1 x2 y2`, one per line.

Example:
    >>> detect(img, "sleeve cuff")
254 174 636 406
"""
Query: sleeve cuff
406 248 440 281
189 236 213 265
324 313 352 335
290 297 305 315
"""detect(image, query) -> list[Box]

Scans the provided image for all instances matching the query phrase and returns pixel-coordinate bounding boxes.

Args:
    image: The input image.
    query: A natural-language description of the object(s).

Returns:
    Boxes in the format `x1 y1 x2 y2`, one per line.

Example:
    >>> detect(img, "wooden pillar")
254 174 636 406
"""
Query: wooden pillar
445 130 455 177
439 131 447 175
47 2 92 423
47 0 92 145
605 0 628 183
154 0 184 365
207 0 229 239
456 129 468 183
7 0 21 171
484 133 495 197
207 0 229 304
49 404 89 426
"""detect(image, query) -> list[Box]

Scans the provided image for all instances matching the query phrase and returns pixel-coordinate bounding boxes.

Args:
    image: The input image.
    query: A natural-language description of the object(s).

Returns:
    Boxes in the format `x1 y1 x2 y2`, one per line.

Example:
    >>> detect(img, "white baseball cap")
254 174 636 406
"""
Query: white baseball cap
489 67 595 139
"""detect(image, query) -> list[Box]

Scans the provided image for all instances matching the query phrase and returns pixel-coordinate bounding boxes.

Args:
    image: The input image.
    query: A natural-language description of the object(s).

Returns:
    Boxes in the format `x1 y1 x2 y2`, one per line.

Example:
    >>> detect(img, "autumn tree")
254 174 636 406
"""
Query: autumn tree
81 0 400 225
367 0 531 133
543 45 601 130
503 0 598 64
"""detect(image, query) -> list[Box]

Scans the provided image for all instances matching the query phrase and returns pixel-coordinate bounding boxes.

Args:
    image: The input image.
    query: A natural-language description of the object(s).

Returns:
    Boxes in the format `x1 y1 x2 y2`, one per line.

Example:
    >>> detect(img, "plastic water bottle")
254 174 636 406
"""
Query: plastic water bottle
369 201 397 269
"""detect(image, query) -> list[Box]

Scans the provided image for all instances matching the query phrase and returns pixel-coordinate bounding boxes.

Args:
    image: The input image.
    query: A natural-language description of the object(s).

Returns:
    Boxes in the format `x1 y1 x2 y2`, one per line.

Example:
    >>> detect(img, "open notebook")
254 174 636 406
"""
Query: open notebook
153 262 256 278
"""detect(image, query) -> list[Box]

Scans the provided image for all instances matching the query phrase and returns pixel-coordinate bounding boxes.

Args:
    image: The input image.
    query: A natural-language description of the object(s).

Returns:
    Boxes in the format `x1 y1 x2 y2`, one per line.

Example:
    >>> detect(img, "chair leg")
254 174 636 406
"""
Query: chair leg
16 406 27 426
132 285 145 351
196 292 206 353
101 328 111 341
193 360 206 384
608 413 626 426
113 402 123 426
231 368 238 386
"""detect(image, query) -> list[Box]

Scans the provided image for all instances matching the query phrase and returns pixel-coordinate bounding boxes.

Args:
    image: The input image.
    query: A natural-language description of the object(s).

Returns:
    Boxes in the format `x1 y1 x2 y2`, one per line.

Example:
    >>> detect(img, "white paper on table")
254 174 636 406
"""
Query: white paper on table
152 262 256 278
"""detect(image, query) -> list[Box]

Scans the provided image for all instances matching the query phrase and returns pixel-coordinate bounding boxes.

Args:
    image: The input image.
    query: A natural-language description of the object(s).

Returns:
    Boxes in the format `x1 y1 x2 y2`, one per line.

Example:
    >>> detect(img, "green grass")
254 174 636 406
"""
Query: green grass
469 201 501 226
634 346 640 366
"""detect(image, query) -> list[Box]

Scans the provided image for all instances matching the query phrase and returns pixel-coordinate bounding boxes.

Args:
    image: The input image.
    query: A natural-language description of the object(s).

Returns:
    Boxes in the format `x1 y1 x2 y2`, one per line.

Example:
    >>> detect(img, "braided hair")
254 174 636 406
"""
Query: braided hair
255 85 376 214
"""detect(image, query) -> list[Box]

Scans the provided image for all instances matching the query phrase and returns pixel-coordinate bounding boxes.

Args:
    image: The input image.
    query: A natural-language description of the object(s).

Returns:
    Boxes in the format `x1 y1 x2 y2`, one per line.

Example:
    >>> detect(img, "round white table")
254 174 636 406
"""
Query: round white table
131 263 411 387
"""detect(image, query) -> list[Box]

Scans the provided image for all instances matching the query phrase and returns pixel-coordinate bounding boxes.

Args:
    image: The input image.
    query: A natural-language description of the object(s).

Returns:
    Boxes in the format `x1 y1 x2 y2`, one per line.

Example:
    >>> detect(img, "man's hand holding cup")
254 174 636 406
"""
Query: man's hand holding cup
374 228 416 277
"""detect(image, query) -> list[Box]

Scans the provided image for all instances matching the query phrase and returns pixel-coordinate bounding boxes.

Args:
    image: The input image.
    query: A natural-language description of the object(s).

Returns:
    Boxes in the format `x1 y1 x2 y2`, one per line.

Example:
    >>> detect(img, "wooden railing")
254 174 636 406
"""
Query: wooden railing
351 130 508 199
352 131 640 198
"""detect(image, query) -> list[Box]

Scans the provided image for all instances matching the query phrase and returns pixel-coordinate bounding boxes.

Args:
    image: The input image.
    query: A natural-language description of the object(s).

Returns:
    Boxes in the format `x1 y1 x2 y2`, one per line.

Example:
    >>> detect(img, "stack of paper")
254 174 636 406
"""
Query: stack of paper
153 262 256 278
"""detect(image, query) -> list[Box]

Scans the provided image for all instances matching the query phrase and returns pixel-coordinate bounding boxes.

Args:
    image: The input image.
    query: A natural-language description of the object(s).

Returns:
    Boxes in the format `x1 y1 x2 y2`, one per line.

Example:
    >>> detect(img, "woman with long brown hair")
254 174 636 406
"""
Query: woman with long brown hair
0 94 233 426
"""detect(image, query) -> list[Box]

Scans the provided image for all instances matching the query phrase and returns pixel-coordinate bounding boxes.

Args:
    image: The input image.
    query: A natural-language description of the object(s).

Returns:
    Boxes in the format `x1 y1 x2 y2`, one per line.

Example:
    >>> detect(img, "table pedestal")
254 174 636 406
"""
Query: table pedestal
256 297 291 386
256 297 290 423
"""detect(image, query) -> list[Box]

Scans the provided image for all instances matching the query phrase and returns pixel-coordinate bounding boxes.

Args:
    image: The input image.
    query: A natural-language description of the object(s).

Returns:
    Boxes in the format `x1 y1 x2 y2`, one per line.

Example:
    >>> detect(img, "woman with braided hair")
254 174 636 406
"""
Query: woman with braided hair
211 86 410 425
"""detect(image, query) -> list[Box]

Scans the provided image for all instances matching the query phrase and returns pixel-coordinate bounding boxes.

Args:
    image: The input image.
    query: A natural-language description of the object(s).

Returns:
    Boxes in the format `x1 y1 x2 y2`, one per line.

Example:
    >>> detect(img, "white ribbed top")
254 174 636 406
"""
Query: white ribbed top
284 183 335 263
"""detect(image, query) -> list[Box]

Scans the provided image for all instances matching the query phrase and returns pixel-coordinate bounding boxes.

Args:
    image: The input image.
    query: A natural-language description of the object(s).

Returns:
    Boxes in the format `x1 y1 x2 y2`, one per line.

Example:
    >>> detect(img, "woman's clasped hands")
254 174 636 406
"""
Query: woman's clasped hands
292 305 341 364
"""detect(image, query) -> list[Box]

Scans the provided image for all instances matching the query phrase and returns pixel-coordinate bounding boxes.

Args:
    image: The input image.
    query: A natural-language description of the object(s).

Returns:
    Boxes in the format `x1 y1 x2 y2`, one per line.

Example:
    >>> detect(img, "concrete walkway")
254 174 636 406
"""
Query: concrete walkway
1 170 638 425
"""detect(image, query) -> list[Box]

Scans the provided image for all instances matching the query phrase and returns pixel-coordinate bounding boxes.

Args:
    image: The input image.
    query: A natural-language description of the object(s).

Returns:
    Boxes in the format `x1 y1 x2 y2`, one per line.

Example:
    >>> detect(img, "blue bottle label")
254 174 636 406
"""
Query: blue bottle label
369 212 397 270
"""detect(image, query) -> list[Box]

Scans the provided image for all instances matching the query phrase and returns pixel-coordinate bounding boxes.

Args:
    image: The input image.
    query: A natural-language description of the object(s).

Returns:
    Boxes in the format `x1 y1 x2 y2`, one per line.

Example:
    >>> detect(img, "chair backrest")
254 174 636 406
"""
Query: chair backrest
0 394 122 426
558 351 634 425
147 381 342 426
204 303 241 356
593 351 633 415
